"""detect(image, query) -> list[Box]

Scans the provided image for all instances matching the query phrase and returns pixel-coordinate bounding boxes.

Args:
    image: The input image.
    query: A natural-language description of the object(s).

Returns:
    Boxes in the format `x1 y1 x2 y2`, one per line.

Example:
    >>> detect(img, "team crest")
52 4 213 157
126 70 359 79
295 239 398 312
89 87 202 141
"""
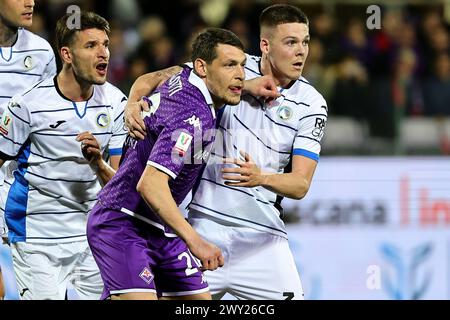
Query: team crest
96 112 110 127
24 56 33 70
277 106 293 121
139 267 154 284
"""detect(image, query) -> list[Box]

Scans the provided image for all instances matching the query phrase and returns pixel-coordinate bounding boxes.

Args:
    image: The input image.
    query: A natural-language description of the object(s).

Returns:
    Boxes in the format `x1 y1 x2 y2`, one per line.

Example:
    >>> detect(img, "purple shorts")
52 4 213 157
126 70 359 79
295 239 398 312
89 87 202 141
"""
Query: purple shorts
87 204 209 299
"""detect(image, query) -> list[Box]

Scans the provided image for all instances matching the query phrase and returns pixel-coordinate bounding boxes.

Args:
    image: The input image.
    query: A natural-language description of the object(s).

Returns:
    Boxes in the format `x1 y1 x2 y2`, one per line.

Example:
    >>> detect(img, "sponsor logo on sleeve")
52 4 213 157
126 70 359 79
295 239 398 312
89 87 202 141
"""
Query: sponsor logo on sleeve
312 117 327 139
173 132 193 157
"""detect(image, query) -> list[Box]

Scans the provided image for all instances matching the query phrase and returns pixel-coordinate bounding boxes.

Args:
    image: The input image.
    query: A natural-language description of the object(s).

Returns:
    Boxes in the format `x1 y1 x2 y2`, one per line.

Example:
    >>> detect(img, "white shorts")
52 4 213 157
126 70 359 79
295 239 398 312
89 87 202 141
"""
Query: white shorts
189 212 304 300
11 240 103 300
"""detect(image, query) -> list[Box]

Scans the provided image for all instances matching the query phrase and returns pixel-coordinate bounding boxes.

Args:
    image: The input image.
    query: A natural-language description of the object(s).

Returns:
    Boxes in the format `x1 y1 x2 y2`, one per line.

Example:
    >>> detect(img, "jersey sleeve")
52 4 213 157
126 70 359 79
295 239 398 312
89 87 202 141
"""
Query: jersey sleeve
0 95 32 160
147 100 204 179
293 96 328 162
41 51 57 80
108 93 128 156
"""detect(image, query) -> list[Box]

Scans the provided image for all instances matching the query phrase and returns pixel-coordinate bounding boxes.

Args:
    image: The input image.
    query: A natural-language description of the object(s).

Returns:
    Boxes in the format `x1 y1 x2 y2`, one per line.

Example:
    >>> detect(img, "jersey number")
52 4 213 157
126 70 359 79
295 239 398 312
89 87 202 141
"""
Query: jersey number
178 251 201 276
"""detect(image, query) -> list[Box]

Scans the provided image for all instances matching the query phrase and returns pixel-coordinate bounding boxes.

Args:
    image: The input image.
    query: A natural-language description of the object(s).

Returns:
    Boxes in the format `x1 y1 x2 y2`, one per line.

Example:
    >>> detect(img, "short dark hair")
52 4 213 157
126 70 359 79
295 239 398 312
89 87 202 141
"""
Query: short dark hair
259 4 309 29
191 27 244 64
55 11 110 52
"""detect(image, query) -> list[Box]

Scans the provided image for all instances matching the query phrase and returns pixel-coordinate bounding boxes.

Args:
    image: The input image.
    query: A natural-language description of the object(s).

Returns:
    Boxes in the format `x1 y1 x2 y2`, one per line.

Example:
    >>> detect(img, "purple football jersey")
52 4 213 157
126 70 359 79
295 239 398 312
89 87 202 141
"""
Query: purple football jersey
98 67 216 236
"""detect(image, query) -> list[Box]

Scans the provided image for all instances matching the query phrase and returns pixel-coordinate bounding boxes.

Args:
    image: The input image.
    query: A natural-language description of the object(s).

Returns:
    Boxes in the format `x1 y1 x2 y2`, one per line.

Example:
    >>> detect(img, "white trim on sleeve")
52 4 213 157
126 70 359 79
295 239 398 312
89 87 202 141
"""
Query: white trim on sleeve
147 161 177 179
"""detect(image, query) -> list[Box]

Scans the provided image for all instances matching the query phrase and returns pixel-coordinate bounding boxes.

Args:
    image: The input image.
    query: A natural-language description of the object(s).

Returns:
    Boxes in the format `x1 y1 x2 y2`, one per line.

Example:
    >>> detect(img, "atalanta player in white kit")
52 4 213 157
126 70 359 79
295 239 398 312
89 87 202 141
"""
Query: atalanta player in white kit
0 0 56 300
0 0 56 245
0 12 127 300
188 5 328 300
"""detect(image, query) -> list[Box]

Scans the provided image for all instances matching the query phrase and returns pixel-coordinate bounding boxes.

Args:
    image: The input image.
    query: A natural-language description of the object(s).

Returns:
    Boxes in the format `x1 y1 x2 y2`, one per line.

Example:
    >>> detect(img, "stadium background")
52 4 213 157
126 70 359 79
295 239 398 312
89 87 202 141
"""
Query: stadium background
1 0 450 299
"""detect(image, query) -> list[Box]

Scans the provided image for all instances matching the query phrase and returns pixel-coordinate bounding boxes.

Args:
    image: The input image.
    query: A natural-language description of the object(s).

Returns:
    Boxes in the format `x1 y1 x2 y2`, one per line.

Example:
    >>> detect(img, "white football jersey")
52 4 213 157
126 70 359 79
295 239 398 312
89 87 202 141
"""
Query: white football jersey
189 54 328 238
0 28 56 185
0 76 127 243
0 28 56 115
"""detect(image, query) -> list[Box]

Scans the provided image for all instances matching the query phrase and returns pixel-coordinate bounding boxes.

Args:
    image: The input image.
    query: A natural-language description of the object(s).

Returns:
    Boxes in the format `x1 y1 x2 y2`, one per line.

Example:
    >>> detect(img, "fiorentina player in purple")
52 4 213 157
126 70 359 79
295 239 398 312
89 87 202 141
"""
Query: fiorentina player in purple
85 28 246 300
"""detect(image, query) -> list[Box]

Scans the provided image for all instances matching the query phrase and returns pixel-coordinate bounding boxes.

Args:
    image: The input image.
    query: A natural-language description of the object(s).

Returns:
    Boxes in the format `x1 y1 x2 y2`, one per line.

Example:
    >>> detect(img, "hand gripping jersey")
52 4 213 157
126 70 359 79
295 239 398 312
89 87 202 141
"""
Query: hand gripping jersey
189 54 328 239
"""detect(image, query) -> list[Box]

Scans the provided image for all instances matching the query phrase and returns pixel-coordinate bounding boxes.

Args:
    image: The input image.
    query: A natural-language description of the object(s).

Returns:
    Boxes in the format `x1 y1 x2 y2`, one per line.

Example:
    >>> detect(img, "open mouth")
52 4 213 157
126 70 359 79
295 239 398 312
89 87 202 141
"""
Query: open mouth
229 85 242 94
293 62 303 69
96 63 108 75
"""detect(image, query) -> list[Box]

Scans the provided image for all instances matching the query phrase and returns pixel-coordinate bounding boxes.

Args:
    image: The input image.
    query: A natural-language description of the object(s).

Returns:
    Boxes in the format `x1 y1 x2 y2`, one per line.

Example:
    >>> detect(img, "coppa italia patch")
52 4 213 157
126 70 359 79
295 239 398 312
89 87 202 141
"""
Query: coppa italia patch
173 132 193 157
0 115 12 136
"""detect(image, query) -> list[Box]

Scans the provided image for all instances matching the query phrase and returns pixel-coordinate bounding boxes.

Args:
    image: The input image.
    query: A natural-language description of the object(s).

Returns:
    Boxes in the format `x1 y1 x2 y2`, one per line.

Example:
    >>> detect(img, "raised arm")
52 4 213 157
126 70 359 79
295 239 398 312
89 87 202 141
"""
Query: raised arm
242 75 280 102
125 66 183 140
77 131 118 186
128 66 183 102
126 68 280 140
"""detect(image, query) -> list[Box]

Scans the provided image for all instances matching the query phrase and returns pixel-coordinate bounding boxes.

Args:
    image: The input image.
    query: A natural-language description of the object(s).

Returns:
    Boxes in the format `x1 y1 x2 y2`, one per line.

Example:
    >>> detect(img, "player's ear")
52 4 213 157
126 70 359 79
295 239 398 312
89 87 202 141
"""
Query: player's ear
260 37 270 55
60 46 72 64
193 58 207 78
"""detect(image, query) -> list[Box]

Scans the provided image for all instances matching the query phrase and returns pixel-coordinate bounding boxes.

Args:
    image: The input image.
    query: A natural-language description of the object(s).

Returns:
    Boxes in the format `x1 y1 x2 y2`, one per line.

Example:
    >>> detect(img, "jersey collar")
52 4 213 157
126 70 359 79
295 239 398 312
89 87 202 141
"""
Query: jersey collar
188 70 215 119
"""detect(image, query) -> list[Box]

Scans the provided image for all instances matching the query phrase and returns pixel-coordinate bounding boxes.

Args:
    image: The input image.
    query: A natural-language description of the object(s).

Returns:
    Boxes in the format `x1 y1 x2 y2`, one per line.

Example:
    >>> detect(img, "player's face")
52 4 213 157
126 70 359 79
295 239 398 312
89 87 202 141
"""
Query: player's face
70 28 110 85
0 0 34 28
263 23 310 83
204 44 246 106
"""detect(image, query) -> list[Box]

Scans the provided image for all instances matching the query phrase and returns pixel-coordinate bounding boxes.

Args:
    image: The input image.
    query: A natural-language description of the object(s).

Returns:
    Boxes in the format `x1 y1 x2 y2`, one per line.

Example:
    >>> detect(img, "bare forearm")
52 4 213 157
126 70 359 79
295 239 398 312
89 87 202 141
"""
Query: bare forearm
223 154 316 200
137 169 200 244
137 166 223 270
128 73 158 102
261 172 310 200
242 75 280 99
128 66 182 102
92 159 116 186
242 78 257 95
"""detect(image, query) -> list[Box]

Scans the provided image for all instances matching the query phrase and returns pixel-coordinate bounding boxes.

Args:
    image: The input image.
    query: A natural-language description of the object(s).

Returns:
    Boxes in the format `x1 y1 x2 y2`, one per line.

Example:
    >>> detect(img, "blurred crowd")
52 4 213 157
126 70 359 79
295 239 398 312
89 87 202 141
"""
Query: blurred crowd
29 0 450 146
